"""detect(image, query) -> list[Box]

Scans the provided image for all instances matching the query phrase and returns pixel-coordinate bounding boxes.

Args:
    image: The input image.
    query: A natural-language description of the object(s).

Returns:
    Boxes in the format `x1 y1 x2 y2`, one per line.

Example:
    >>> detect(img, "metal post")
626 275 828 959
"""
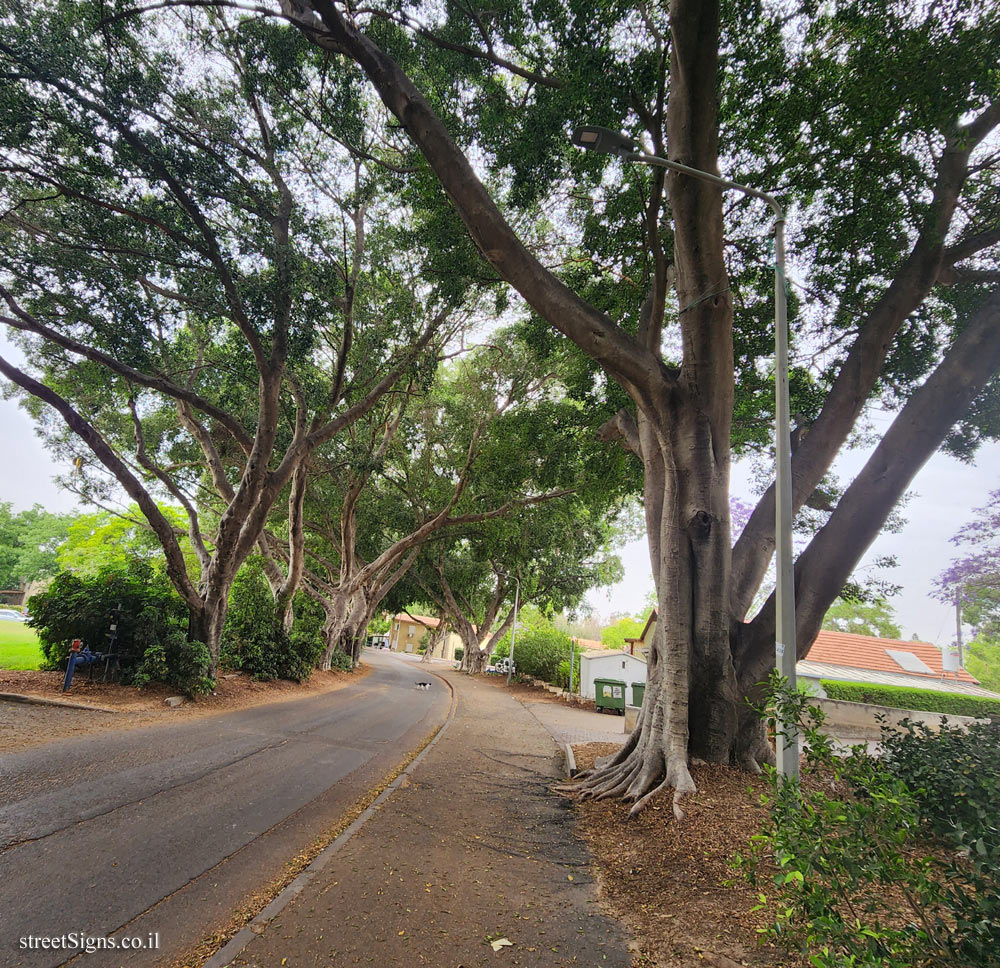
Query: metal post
569 126 798 778
506 577 520 687
570 638 575 694
773 218 799 780
955 591 964 670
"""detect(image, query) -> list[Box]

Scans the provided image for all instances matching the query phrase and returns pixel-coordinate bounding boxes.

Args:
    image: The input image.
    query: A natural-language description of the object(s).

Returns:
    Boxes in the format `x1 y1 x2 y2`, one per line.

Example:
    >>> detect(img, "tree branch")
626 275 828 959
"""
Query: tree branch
0 353 202 610
741 284 1000 686
731 102 1000 621
286 0 664 402
597 408 642 457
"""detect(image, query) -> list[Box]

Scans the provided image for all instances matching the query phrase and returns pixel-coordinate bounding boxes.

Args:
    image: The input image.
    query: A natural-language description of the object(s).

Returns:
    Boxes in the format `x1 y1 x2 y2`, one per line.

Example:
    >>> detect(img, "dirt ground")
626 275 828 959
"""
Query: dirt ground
0 665 365 753
478 672 596 708
570 742 805 968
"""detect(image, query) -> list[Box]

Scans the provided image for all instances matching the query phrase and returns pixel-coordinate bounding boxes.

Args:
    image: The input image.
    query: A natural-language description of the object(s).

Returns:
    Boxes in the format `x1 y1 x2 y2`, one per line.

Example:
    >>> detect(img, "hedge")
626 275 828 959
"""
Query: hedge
820 679 1000 719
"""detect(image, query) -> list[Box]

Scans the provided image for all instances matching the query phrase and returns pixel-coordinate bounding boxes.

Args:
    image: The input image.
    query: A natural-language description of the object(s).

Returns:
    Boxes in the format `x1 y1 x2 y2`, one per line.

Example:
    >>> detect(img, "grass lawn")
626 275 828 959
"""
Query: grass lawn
0 622 44 670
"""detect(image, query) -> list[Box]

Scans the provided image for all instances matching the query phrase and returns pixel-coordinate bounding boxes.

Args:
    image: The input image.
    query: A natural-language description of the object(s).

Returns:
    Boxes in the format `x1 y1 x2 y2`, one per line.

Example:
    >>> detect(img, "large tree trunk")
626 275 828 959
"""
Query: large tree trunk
462 630 488 673
342 593 368 667
573 404 735 814
318 590 351 671
187 590 229 678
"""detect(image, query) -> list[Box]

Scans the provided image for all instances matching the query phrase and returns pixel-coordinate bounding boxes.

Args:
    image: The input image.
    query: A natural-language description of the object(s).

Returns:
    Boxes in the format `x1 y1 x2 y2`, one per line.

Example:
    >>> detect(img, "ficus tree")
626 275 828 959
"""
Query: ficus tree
407 498 625 674
399 362 629 672
261 0 1000 816
265 327 618 667
0 2 474 668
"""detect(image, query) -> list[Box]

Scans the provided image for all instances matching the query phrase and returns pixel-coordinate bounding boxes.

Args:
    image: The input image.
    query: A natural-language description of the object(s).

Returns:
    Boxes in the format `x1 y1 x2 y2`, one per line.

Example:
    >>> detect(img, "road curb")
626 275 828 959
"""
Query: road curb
564 741 578 777
203 661 457 968
0 691 119 714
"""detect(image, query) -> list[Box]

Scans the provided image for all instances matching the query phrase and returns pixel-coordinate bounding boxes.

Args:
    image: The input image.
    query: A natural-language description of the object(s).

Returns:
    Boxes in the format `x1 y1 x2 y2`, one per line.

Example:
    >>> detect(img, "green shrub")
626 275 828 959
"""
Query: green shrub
453 646 463 662
133 633 214 696
821 678 1000 718
881 718 1000 851
556 659 571 689
736 676 1000 968
492 625 572 684
220 561 322 681
26 560 211 691
327 649 353 672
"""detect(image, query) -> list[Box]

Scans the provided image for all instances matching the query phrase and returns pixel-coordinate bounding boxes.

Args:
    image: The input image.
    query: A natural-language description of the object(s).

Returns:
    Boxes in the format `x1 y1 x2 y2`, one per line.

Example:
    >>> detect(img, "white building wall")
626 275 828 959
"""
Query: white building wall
579 652 647 700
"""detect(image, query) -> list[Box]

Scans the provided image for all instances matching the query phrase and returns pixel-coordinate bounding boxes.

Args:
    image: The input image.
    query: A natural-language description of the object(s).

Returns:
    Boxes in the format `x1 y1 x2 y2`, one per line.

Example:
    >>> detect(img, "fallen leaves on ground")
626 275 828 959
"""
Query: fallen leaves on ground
569 743 805 968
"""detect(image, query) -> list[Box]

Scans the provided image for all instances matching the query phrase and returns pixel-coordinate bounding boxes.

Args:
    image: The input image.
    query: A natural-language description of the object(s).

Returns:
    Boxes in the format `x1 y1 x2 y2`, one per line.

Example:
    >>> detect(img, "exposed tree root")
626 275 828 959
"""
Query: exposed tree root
558 737 698 818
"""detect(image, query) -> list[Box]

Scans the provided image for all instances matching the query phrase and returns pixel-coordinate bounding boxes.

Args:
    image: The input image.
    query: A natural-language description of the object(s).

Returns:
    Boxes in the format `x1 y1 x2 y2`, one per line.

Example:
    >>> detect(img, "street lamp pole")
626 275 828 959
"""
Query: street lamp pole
507 576 521 687
571 126 798 779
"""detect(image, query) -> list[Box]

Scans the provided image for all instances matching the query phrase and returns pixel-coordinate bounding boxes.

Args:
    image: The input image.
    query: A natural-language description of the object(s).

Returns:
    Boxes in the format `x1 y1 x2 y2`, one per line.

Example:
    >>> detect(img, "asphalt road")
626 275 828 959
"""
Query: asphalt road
0 650 450 968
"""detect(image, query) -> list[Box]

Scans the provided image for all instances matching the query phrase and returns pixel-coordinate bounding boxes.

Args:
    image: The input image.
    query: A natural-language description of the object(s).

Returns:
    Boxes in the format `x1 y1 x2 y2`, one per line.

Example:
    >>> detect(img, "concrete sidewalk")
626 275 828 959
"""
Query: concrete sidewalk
225 669 630 967
520 699 629 747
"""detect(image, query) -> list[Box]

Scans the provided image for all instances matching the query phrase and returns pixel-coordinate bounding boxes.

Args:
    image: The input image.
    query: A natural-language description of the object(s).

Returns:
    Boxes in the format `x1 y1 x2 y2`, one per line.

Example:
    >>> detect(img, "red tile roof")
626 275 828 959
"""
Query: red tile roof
805 629 978 683
394 613 441 628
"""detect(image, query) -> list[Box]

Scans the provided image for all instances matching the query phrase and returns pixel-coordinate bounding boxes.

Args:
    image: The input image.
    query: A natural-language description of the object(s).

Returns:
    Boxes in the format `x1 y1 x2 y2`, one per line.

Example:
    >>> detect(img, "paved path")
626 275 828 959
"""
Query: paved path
228 670 631 968
0 650 448 968
521 699 629 747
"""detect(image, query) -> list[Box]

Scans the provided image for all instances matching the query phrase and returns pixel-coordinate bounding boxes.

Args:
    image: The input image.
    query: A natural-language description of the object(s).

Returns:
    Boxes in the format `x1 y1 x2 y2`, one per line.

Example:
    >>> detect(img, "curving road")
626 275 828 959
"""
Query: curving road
0 650 450 968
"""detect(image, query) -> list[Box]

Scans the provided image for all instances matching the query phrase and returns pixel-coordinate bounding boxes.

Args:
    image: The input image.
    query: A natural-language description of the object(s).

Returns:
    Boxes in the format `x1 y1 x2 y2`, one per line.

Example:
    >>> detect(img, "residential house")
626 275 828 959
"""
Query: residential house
0 587 26 607
798 629 1000 700
389 613 464 661
624 610 656 661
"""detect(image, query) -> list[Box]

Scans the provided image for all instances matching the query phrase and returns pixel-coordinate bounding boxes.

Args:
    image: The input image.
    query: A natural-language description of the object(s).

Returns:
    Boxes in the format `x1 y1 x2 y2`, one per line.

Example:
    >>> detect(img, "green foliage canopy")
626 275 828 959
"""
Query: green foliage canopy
820 596 902 640
0 502 74 588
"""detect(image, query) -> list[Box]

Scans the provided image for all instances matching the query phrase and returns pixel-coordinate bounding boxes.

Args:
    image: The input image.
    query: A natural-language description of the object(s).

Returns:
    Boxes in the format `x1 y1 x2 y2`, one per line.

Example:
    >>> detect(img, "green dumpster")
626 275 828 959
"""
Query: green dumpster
594 678 626 714
631 681 645 707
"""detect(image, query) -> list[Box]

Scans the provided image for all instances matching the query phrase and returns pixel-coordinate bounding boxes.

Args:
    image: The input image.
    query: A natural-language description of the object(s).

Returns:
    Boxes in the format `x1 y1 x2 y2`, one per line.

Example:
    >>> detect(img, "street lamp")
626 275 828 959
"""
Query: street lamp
507 575 521 687
571 125 798 779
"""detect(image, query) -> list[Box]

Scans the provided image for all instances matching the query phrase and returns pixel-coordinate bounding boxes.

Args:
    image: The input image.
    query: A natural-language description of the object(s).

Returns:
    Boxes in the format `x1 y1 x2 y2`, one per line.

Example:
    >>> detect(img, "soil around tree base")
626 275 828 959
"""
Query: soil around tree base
570 743 806 968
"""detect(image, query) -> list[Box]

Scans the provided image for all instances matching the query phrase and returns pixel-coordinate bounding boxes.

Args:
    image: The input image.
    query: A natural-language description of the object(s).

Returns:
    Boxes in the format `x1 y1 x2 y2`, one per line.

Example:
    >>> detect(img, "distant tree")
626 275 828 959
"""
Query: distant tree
821 597 902 640
965 637 1000 692
935 488 1000 641
552 610 603 642
367 614 391 636
0 502 74 588
601 616 646 652
56 506 197 577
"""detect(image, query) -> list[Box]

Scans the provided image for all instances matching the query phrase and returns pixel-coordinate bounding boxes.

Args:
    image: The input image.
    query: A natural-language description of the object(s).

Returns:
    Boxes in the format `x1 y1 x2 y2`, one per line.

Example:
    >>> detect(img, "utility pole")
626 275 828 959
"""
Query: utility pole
955 590 964 671
506 577 520 687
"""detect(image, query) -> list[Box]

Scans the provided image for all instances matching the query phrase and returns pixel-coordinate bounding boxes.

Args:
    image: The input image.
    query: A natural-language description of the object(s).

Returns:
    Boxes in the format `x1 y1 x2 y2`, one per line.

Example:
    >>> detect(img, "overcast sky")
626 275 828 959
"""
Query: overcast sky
2 330 995 646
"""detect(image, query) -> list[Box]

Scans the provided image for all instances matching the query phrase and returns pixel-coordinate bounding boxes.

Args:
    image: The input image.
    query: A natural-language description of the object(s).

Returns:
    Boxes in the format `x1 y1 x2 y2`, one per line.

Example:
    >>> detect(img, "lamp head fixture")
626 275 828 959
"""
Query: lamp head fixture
570 125 639 157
